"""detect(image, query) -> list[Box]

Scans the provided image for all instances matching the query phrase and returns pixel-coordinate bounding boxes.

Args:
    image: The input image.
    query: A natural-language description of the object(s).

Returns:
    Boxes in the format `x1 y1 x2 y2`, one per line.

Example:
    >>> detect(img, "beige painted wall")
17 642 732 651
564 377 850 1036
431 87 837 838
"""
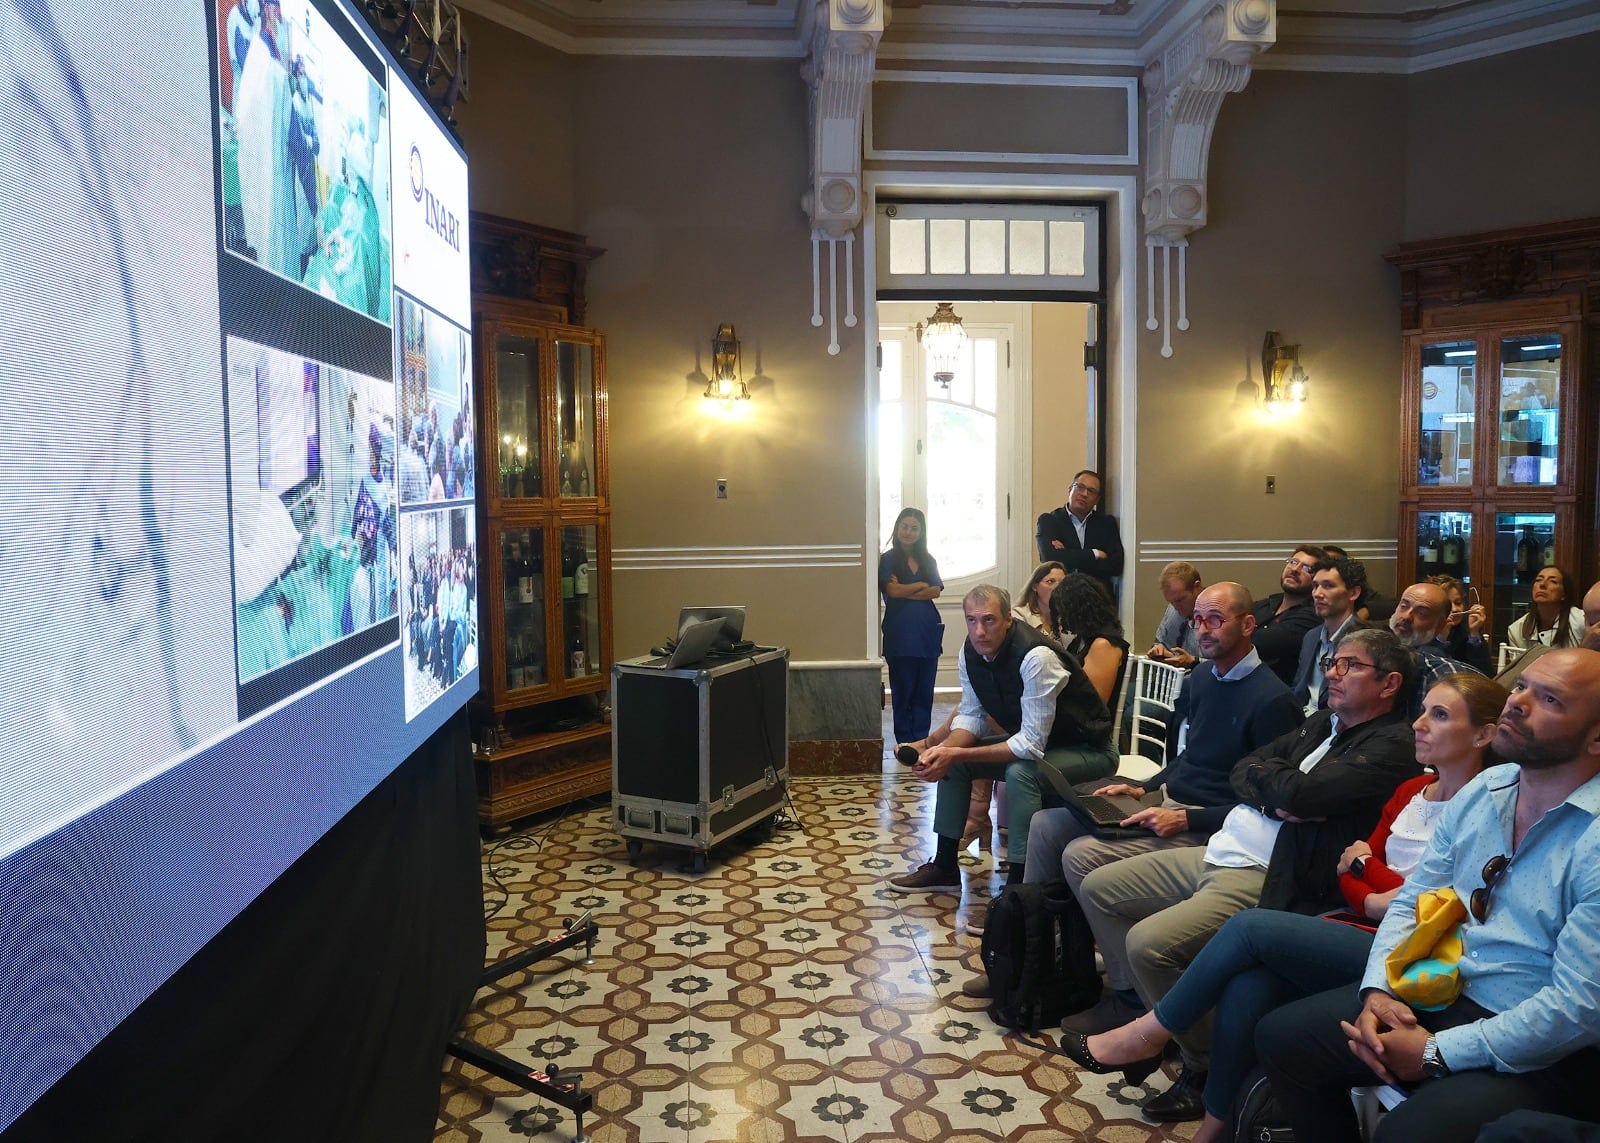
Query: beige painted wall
1030 302 1092 529
1404 32 1600 241
571 57 871 661
1128 68 1410 641
454 17 577 230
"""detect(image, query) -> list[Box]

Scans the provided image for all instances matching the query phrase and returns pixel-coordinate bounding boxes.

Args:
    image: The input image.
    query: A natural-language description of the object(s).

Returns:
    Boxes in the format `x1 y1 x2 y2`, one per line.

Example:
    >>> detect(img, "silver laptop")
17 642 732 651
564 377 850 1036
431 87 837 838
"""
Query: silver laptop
639 617 725 669
677 605 745 648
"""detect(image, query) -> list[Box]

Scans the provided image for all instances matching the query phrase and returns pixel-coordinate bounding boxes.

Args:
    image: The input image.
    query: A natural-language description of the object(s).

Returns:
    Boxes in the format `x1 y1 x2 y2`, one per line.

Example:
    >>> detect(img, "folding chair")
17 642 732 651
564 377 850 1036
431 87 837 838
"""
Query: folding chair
1117 655 1185 785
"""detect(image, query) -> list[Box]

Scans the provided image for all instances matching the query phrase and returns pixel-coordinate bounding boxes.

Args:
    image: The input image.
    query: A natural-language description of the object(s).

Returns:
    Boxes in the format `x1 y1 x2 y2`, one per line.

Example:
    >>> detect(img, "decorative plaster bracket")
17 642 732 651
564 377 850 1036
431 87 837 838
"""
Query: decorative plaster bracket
802 0 884 353
1143 0 1275 356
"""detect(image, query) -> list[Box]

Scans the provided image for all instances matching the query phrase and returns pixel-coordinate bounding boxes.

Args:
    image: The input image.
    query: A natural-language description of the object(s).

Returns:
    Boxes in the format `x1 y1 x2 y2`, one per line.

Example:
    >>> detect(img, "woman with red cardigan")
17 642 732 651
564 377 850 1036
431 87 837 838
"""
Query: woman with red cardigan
1061 673 1508 1143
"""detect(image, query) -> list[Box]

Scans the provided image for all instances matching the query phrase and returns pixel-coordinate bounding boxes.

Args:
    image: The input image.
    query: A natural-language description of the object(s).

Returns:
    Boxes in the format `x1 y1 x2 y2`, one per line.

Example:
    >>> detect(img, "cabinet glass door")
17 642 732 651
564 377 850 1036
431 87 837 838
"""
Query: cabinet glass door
559 524 600 681
495 334 542 499
555 340 597 498
1417 341 1476 486
1416 509 1473 583
500 525 547 691
1496 335 1561 487
1493 511 1556 638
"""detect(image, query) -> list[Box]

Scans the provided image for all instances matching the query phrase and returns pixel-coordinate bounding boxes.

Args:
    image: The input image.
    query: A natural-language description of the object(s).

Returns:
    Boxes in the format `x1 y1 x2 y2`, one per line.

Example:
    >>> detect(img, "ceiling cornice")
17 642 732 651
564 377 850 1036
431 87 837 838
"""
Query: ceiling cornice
455 0 1600 66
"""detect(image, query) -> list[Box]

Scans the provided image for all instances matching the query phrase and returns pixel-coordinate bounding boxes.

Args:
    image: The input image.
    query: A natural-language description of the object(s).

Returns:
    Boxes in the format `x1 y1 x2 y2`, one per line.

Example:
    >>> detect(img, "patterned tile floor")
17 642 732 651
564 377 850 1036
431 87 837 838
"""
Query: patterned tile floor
437 715 1198 1143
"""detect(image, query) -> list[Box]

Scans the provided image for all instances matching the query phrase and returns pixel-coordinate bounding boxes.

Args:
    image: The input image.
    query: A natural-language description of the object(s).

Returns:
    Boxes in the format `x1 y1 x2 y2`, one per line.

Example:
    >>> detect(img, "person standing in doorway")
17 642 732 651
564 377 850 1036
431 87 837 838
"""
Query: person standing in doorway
1035 469 1124 599
881 507 945 746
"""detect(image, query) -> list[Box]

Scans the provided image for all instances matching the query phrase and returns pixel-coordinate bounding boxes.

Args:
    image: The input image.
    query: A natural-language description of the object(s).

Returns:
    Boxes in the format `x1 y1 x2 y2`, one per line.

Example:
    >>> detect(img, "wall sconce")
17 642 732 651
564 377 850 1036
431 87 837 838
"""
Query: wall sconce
916 302 968 388
705 322 749 401
1261 330 1310 416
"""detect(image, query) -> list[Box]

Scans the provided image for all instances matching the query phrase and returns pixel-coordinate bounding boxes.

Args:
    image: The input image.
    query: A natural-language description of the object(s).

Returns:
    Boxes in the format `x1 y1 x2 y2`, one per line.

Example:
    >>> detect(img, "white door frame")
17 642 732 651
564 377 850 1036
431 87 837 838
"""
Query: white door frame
860 172 1141 658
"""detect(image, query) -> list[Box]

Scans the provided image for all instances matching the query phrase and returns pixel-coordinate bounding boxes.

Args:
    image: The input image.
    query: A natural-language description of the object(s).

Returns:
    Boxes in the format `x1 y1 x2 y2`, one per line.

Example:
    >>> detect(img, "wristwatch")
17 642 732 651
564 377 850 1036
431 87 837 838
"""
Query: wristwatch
1421 1036 1451 1080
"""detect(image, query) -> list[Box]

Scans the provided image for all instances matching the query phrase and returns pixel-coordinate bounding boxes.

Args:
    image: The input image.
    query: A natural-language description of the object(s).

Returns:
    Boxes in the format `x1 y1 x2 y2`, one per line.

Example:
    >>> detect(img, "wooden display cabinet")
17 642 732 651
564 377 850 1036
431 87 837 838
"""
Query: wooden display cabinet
1389 218 1599 644
470 295 612 829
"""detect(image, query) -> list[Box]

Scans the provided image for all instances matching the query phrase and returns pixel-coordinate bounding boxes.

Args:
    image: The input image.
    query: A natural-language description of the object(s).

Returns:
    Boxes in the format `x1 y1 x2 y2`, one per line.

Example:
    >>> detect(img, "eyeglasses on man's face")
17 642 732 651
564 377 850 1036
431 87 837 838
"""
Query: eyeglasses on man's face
1320 655 1378 678
1188 611 1239 631
1285 557 1318 574
1070 481 1101 499
1471 853 1510 923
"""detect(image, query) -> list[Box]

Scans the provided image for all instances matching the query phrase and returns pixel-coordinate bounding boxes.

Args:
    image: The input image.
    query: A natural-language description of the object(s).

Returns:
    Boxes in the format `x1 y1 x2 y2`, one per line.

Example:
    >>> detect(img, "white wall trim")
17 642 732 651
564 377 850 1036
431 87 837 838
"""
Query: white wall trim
615 544 865 571
1136 538 1401 563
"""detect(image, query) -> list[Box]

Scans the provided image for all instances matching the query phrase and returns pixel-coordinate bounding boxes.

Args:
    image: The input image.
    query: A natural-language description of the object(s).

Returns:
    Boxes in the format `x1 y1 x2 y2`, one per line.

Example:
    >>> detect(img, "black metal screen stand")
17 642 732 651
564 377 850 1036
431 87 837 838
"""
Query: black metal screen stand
447 917 599 1142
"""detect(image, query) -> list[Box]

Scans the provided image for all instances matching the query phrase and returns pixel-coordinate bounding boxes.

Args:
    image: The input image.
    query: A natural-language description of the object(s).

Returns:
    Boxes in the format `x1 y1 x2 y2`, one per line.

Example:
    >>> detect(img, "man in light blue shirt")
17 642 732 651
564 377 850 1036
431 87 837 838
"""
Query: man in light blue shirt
1256 647 1600 1143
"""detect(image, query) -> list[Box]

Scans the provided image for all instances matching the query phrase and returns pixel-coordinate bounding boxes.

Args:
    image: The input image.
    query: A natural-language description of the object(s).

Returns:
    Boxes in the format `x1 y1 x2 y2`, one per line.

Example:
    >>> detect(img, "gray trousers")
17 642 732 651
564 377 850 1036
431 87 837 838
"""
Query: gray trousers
1079 846 1266 1071
1021 805 1206 893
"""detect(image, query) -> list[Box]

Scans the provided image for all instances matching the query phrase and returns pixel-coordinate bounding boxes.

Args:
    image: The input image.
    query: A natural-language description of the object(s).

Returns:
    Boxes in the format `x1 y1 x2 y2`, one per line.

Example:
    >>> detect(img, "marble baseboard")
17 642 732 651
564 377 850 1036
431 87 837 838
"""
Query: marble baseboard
788 737 884 776
788 660 883 741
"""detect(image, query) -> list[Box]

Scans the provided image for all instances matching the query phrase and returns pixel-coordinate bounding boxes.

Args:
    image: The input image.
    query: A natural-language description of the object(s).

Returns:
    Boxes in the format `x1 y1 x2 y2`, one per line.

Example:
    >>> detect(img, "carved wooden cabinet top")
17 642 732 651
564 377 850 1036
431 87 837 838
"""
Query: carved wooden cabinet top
469 212 605 325
1386 216 1600 332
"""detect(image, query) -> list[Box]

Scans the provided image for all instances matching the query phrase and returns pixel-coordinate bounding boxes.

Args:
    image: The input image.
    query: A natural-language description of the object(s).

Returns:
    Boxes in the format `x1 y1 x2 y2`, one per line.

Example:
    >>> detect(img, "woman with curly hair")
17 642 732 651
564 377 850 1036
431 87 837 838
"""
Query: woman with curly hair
1050 572 1128 706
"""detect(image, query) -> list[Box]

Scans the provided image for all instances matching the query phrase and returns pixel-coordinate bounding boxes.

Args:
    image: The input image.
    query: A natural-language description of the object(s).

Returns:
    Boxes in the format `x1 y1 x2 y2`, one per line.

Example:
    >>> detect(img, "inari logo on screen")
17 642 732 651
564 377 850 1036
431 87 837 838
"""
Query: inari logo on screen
409 141 462 253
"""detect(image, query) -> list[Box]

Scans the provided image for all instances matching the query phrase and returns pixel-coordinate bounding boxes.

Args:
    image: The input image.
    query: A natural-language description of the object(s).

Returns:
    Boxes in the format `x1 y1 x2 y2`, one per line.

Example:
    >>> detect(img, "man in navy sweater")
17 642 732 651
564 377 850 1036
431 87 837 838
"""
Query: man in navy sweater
1019 582 1303 891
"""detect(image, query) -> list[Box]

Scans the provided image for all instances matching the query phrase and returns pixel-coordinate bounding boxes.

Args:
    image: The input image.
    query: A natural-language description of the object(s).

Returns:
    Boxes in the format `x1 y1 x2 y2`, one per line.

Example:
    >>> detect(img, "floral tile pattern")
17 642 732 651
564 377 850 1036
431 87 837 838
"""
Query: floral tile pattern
437 729 1200 1143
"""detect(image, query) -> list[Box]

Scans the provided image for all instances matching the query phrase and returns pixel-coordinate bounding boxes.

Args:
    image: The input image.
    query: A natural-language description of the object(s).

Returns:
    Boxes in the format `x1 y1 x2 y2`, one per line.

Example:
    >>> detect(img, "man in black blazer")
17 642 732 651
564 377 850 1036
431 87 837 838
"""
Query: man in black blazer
1035 469 1123 596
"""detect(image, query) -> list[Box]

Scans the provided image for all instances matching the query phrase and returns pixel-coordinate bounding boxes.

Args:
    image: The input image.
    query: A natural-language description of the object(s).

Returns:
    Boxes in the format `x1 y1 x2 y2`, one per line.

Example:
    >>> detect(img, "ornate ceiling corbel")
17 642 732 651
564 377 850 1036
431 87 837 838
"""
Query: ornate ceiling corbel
1143 0 1275 357
801 0 885 354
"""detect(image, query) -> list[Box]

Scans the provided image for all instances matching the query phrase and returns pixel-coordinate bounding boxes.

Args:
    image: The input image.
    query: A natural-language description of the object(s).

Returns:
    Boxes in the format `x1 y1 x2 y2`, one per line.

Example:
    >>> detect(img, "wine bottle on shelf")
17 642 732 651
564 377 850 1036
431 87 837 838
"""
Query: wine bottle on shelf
505 541 521 601
517 539 536 605
569 629 587 677
1421 519 1440 565
561 537 576 600
1440 525 1462 570
1541 536 1556 568
1515 525 1538 582
574 551 590 596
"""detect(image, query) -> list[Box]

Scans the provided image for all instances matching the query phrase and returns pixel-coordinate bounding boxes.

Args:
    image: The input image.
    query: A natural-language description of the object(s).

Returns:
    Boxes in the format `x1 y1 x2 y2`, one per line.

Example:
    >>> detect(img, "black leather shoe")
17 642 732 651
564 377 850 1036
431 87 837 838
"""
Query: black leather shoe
1141 1067 1207 1122
1055 1032 1164 1086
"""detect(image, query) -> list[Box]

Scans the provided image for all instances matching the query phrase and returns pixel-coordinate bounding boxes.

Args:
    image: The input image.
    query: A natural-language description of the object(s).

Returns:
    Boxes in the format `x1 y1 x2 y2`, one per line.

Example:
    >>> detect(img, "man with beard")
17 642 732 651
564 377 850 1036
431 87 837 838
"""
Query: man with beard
1256 648 1600 1143
1389 580 1484 714
1251 545 1325 684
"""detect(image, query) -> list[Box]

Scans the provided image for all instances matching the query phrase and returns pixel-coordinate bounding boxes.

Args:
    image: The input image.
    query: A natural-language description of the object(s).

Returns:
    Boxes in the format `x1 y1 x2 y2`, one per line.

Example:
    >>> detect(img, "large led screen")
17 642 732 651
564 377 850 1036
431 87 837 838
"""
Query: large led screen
0 0 474 1128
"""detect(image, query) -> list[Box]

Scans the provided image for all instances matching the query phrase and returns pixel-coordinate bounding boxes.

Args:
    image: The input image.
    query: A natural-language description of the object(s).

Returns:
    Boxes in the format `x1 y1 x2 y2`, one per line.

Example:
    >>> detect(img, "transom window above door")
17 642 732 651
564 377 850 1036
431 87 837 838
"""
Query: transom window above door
876 203 1102 295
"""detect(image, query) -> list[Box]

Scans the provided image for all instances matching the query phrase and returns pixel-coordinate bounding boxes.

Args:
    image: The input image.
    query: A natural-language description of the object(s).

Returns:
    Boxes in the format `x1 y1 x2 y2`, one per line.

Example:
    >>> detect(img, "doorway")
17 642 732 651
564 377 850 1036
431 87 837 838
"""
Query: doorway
875 300 1093 687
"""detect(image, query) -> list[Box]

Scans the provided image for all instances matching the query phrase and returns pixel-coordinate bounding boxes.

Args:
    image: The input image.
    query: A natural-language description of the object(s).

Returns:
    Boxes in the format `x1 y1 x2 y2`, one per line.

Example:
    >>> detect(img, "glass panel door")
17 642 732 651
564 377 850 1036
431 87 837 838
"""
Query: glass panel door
927 334 1000 583
1416 509 1473 583
494 333 542 499
1493 511 1556 637
1417 341 1476 486
499 525 546 691
1497 334 1561 486
560 524 600 681
555 339 597 498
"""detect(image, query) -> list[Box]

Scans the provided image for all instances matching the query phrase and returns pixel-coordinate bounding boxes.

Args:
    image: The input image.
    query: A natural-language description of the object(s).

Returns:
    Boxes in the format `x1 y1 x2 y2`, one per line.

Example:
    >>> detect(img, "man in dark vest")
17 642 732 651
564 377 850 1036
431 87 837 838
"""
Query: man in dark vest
889 584 1118 895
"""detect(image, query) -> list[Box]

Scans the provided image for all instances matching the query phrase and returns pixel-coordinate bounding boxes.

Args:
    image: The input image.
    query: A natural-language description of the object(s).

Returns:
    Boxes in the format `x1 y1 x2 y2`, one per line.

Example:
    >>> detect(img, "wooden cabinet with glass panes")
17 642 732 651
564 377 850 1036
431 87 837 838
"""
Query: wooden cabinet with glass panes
468 215 610 829
1390 218 1599 658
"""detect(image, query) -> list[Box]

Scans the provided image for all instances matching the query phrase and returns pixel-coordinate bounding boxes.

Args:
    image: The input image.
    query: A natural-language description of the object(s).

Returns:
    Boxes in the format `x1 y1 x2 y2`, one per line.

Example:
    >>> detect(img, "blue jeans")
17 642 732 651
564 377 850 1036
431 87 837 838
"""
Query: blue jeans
1151 909 1374 1121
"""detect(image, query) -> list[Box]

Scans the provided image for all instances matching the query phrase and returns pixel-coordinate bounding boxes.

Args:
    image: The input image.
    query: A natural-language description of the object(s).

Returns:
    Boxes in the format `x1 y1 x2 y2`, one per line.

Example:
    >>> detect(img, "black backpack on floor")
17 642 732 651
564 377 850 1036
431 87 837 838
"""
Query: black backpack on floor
1233 1067 1295 1143
980 881 1101 1032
